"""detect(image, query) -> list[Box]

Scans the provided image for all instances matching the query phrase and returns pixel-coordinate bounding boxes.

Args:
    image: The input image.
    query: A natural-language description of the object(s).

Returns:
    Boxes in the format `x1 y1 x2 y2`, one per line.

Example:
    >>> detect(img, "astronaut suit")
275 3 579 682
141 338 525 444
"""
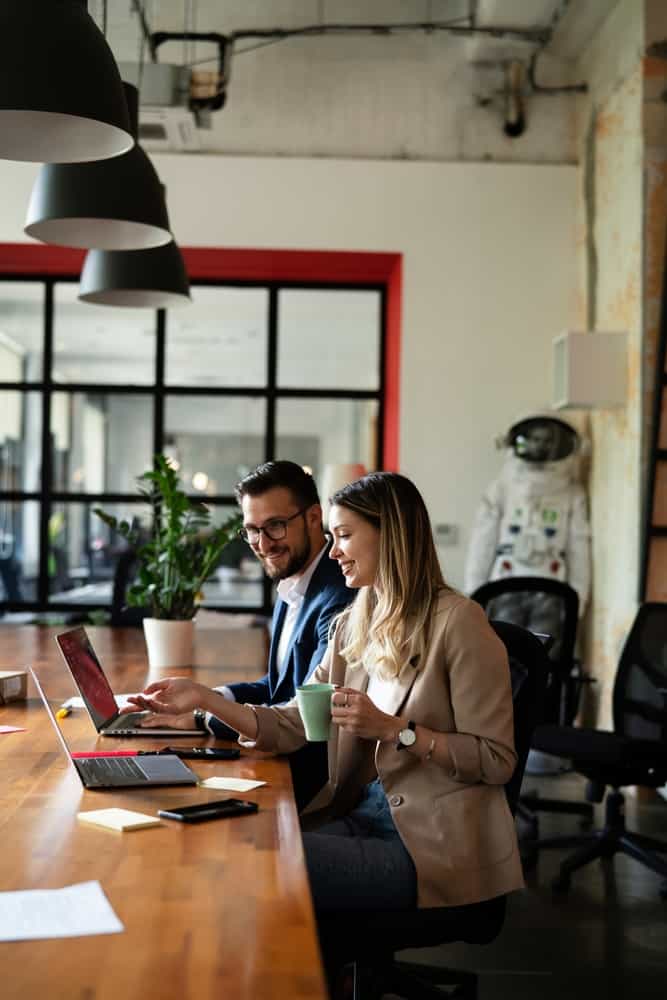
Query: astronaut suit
464 414 591 660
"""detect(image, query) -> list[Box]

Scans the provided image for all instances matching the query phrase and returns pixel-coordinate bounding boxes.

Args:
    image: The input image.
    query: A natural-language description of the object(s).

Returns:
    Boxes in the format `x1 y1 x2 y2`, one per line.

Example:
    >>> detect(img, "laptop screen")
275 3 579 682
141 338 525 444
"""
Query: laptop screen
56 627 118 730
29 667 79 769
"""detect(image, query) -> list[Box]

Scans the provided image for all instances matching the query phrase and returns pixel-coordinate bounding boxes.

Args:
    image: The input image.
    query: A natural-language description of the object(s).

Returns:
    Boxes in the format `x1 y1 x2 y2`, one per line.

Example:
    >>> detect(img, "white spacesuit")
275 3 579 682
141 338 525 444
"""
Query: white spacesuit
464 413 590 616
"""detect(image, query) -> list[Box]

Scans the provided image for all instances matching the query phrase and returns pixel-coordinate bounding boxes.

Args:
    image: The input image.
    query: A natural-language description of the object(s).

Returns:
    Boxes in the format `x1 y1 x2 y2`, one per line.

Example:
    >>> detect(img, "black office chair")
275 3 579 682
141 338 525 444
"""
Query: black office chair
472 577 595 842
533 602 667 895
110 547 147 627
318 620 549 1000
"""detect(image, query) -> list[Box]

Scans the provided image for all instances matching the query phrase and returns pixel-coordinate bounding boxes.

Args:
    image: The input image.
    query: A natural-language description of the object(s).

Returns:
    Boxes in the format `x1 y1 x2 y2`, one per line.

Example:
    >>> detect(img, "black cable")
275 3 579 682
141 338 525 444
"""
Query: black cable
227 20 547 45
177 14 507 67
527 0 587 95
131 0 157 62
528 51 587 95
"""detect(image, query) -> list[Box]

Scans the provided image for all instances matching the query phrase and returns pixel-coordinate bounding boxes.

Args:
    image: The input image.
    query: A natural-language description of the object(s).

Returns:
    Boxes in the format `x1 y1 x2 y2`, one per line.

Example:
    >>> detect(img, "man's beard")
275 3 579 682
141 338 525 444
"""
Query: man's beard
261 535 311 581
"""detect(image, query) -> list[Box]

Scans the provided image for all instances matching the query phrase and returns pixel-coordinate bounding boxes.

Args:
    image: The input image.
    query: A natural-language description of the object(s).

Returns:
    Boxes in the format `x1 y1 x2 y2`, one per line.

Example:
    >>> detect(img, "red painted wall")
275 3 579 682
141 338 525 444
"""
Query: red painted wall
0 243 401 468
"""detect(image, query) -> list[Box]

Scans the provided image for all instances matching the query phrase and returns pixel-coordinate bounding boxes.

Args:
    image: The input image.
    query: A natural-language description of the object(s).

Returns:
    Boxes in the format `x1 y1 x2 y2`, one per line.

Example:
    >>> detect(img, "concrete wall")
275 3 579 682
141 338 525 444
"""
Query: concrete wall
572 0 661 728
105 0 578 164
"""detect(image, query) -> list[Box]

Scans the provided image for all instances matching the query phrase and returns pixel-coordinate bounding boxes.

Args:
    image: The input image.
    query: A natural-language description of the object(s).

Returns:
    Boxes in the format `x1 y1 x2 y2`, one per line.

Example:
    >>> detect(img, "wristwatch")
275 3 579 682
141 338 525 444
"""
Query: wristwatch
396 719 417 751
193 708 208 732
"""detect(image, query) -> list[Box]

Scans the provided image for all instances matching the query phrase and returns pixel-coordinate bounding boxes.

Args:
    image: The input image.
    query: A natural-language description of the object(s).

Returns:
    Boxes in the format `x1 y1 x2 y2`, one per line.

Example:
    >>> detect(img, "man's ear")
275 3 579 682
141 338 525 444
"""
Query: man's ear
306 503 323 531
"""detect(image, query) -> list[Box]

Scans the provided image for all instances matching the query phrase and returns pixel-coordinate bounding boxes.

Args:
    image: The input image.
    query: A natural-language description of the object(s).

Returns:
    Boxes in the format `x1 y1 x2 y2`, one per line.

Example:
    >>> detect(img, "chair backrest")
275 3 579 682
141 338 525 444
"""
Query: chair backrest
490 620 550 814
472 576 579 725
613 602 667 742
110 547 146 627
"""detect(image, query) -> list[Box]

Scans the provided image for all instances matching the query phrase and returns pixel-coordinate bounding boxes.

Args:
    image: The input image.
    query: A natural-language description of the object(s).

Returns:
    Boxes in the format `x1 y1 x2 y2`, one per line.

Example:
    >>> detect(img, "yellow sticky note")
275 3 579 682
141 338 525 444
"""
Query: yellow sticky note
77 808 161 832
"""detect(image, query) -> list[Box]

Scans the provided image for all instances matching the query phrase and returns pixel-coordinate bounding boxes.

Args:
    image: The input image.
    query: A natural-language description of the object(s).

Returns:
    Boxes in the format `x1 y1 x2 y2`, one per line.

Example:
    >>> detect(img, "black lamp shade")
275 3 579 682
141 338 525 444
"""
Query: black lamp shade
25 83 171 250
79 242 192 308
0 0 133 163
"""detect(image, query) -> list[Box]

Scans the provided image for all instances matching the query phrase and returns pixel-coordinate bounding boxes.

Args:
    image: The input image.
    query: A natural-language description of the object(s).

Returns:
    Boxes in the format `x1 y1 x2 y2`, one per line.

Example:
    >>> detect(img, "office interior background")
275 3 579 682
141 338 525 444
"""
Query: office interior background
0 0 666 742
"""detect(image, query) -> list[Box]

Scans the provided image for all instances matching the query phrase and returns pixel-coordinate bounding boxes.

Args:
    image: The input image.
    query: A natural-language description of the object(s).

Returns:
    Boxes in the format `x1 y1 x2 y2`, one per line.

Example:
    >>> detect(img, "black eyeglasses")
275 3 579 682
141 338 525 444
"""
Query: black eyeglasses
239 508 308 544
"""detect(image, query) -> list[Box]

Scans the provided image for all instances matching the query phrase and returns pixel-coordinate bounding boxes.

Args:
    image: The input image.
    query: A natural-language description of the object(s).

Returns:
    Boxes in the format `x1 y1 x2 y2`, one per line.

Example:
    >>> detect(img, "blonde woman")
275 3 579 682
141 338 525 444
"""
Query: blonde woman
128 473 523 934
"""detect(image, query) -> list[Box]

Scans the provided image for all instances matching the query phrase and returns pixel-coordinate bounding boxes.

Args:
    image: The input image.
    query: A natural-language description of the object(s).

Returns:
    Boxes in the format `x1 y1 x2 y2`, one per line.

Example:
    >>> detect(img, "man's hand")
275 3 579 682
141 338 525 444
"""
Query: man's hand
330 687 398 742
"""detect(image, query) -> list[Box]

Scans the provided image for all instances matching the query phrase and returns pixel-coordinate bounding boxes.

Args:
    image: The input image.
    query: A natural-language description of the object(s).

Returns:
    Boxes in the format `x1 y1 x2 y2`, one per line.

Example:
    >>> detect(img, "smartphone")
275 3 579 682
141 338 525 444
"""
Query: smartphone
161 747 241 761
158 799 259 823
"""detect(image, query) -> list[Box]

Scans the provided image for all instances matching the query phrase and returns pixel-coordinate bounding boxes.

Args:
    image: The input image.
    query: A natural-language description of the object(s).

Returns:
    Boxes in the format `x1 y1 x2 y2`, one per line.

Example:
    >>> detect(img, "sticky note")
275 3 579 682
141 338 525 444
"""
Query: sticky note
198 777 266 792
77 808 161 832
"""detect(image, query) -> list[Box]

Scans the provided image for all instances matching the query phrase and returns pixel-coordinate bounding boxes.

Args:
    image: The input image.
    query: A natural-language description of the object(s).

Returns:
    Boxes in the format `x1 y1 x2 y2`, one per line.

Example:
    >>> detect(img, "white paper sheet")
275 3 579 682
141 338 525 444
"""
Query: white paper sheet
62 694 137 710
0 880 124 942
198 776 266 792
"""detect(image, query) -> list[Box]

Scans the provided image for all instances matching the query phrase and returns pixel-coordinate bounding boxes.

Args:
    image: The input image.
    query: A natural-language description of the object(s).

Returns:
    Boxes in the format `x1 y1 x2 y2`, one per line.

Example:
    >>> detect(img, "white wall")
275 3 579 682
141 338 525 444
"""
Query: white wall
0 155 577 587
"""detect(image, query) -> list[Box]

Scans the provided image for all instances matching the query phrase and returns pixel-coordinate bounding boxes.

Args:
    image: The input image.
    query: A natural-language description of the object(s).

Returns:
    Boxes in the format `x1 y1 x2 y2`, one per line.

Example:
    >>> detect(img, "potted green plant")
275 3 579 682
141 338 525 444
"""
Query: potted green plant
94 455 241 668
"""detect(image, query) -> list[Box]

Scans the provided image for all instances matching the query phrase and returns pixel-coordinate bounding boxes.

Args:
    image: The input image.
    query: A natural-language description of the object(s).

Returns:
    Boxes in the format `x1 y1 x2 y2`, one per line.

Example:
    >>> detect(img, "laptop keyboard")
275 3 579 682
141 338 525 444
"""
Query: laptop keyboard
77 756 144 784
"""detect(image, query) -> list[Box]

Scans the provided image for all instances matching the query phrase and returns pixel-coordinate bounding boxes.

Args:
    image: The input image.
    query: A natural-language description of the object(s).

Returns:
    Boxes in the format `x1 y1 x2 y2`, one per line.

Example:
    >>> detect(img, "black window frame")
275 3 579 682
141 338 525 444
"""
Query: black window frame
0 274 387 617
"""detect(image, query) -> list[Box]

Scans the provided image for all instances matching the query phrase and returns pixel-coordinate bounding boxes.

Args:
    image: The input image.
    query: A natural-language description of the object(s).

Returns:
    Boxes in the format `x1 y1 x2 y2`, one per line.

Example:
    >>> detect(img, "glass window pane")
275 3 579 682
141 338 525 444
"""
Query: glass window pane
277 289 381 390
46 502 262 610
53 283 156 384
165 396 266 495
201 505 263 608
0 282 44 381
51 392 153 493
47 502 148 604
276 398 378 490
0 500 39 602
0 390 41 491
165 286 268 387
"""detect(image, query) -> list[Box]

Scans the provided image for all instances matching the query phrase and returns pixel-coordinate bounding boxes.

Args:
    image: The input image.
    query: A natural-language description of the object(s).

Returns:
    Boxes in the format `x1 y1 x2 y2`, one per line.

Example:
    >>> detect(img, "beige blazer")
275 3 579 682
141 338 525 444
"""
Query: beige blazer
250 591 525 907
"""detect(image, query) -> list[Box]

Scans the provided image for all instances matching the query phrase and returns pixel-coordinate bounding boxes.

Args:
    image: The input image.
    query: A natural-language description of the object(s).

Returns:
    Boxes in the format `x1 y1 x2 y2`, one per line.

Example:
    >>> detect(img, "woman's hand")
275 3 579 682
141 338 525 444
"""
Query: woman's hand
125 678 208 717
138 710 199 730
331 687 398 742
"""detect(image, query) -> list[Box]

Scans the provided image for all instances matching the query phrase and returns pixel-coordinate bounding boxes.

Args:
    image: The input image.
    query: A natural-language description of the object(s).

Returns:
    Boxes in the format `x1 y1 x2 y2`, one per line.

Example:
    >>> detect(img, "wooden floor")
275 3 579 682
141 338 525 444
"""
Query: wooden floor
396 772 667 999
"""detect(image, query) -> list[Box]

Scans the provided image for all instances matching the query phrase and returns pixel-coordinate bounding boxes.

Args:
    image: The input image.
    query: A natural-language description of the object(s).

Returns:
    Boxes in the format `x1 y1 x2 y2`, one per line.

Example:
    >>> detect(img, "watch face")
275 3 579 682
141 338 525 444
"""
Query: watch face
399 727 417 747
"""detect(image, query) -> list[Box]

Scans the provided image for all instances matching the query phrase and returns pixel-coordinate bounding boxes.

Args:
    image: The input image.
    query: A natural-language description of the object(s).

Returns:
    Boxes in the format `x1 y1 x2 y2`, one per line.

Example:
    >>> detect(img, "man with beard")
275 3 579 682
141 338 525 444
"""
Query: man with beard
138 460 354 808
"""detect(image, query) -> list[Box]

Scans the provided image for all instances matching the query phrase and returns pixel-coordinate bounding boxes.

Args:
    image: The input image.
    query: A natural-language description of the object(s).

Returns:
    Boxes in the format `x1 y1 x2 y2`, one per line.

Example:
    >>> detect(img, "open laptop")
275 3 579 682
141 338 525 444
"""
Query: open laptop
55 626 203 737
30 668 197 789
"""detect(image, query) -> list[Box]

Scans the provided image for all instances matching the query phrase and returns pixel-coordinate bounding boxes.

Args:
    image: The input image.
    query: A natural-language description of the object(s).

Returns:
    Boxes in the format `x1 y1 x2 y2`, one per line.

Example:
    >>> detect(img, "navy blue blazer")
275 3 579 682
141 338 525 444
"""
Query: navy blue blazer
209 543 353 736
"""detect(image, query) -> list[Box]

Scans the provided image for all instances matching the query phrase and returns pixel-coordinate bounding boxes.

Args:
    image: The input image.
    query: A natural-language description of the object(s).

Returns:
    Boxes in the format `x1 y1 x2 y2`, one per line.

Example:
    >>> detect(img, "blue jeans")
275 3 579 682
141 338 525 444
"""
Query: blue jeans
302 781 418 913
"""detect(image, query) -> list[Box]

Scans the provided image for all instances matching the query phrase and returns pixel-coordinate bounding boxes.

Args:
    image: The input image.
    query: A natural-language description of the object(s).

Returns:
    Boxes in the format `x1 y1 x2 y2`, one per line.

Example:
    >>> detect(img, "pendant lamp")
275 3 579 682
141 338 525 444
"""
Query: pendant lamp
78 241 191 308
25 84 171 250
0 0 132 163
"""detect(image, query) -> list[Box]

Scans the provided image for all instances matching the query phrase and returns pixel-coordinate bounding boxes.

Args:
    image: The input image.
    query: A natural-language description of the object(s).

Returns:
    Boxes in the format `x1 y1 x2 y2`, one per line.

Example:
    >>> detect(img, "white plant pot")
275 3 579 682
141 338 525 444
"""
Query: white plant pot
143 618 194 669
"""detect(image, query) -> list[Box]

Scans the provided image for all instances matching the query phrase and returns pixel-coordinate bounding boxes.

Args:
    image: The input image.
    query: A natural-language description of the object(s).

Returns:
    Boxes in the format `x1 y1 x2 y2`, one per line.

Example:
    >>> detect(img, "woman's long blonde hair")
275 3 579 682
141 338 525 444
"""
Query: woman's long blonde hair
330 472 451 679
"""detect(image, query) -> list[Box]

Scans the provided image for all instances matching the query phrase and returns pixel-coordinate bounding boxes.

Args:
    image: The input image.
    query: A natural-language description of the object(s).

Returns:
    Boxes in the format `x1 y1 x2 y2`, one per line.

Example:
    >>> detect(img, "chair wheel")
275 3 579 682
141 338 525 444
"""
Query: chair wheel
552 875 570 893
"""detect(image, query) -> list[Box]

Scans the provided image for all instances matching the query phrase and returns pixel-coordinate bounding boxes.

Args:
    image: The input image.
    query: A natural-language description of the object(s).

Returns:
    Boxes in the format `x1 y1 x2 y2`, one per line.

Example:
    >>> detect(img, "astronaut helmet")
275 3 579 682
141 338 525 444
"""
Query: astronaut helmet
504 414 579 463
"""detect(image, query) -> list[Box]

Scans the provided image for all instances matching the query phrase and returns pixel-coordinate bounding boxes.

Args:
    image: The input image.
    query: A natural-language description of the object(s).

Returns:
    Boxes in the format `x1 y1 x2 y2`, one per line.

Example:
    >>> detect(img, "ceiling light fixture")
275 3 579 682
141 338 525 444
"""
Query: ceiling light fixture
25 83 171 250
0 0 133 163
78 240 191 309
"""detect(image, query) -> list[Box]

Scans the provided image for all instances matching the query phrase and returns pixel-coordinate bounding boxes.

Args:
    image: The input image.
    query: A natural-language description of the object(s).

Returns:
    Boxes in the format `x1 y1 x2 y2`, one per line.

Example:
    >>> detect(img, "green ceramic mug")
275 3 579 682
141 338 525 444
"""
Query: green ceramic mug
295 682 335 741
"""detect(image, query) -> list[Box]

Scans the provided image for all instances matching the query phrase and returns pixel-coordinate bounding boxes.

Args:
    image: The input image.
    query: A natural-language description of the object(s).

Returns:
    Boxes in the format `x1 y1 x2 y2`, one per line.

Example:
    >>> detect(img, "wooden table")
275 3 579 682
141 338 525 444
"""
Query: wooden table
0 626 327 1000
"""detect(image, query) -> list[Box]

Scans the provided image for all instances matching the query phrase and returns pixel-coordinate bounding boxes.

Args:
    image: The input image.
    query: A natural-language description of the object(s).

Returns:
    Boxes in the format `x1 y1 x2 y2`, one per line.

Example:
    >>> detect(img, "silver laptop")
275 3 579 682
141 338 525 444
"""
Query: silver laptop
31 668 197 789
55 626 202 737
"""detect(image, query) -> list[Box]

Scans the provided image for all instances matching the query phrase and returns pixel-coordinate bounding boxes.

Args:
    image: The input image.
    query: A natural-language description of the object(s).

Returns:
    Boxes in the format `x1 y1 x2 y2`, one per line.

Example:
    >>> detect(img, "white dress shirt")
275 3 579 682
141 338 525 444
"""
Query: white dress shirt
207 543 329 725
